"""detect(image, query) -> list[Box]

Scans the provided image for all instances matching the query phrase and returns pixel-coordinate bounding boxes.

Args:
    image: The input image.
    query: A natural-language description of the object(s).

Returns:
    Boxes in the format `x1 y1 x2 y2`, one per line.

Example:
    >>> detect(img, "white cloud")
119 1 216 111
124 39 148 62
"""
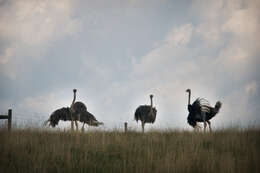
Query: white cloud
192 0 225 20
0 48 14 65
0 0 79 45
133 23 193 75
194 0 260 48
165 24 193 47
222 9 258 35
193 0 260 78
245 81 258 95
219 80 259 126
196 22 222 46
17 90 73 116
0 0 80 78
216 44 250 78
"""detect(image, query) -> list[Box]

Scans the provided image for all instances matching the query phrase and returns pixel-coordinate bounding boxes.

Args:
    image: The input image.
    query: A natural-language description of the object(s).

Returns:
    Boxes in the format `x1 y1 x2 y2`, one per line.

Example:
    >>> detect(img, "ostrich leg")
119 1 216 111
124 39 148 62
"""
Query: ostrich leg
194 123 201 132
70 89 77 131
81 123 85 132
71 118 74 131
141 121 145 133
75 120 79 131
201 111 207 132
75 113 82 131
70 112 75 131
207 120 212 132
203 122 207 132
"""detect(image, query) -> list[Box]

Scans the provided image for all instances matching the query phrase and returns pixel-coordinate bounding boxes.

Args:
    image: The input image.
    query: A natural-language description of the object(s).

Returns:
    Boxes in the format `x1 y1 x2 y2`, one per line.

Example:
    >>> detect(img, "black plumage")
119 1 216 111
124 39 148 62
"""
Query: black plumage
44 107 70 127
186 89 222 131
134 105 157 123
45 107 103 128
134 95 157 133
71 101 87 117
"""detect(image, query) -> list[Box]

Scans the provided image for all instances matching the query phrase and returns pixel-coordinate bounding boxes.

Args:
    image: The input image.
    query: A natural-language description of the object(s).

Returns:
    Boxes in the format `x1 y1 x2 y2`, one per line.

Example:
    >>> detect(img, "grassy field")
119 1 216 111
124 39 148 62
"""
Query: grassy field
0 128 259 173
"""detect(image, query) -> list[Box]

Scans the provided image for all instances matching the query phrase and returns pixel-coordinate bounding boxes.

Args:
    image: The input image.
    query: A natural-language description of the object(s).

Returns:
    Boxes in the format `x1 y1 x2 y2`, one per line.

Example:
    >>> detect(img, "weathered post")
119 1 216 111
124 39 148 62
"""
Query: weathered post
8 109 12 131
124 122 128 133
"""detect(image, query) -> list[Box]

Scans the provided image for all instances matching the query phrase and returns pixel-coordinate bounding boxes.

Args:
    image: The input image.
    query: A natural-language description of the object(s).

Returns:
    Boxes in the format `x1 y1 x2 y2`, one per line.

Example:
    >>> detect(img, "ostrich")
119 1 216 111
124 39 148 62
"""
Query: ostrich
134 95 157 133
44 107 103 130
70 89 87 131
186 89 222 132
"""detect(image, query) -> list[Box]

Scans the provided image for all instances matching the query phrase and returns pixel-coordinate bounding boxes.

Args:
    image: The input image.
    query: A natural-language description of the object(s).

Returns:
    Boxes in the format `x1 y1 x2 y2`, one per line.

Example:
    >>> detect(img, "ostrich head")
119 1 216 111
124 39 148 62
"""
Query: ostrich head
150 94 154 108
73 89 77 93
186 89 191 105
215 101 222 111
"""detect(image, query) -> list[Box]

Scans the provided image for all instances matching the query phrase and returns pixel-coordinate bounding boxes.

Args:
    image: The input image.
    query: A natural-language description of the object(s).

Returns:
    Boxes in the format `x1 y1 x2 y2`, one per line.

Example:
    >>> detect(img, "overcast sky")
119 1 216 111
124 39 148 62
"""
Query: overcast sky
0 0 259 130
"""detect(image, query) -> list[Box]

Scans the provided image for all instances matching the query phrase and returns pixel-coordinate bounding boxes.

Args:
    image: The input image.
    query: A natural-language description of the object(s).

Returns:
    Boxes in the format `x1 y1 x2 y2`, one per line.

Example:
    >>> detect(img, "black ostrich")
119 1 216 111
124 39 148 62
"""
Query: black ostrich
186 89 222 132
134 95 157 133
44 106 103 130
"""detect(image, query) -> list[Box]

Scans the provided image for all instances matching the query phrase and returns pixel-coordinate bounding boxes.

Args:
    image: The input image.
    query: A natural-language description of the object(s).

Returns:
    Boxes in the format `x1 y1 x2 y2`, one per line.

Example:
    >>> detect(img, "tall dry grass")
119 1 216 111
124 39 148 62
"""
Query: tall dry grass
0 128 259 173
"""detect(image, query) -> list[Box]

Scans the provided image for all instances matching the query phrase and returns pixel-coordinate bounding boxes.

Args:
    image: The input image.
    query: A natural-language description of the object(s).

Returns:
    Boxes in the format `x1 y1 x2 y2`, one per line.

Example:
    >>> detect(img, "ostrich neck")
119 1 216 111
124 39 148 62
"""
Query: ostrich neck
71 92 76 107
188 91 191 105
149 97 154 116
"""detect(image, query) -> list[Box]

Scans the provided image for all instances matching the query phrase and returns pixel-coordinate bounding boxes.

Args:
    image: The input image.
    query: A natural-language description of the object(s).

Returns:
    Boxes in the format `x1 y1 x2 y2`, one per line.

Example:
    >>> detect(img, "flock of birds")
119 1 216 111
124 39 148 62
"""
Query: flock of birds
45 89 222 132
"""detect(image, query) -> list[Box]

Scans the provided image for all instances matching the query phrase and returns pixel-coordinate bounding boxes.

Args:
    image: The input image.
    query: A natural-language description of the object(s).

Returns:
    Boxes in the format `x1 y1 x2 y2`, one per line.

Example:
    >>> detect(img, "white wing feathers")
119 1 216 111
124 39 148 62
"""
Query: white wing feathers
198 98 211 113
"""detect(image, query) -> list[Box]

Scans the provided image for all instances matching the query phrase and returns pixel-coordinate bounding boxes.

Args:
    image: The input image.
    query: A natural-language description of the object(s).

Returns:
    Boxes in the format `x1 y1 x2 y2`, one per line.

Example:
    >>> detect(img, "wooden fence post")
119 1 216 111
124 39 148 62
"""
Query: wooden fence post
8 109 12 131
124 122 127 133
0 109 12 131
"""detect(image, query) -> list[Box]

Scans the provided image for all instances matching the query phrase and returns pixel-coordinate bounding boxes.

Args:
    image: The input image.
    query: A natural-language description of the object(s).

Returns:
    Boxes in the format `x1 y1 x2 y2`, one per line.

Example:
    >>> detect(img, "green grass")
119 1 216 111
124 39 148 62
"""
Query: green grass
0 128 259 173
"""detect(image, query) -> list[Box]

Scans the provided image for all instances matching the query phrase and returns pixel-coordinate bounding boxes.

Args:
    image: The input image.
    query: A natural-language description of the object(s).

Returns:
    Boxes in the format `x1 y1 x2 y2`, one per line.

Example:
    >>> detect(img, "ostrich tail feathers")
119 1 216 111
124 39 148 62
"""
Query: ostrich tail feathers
215 101 222 110
43 119 50 126
98 122 104 126
88 120 103 126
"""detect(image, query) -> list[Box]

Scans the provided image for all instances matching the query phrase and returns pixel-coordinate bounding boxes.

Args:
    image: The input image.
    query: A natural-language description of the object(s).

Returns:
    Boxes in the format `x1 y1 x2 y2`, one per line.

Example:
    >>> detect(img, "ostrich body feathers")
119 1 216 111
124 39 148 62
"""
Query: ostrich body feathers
46 107 103 127
72 102 87 114
134 105 157 123
187 98 220 127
